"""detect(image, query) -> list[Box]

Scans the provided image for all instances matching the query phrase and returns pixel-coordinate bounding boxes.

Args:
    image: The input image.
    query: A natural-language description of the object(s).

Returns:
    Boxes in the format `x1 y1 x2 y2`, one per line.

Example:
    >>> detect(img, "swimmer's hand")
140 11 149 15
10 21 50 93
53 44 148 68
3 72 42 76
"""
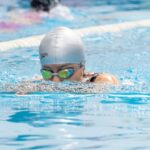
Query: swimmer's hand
94 73 120 85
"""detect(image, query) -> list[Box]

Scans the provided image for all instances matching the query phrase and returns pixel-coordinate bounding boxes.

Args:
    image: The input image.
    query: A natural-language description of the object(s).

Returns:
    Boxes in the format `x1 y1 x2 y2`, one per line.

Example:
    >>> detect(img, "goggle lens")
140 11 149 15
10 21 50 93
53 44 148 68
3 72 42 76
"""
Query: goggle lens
41 69 75 80
59 69 74 79
41 70 52 80
58 69 68 79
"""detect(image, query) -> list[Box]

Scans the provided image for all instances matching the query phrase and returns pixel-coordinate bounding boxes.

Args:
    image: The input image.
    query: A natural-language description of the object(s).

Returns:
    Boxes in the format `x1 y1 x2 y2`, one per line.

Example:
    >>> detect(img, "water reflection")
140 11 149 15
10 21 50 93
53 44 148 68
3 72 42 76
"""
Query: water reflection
6 94 93 127
0 92 150 149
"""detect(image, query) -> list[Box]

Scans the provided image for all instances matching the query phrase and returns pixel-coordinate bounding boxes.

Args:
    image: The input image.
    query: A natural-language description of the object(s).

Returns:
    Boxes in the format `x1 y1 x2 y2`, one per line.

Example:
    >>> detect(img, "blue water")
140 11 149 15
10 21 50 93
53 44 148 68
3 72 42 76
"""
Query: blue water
0 0 150 41
1 0 150 150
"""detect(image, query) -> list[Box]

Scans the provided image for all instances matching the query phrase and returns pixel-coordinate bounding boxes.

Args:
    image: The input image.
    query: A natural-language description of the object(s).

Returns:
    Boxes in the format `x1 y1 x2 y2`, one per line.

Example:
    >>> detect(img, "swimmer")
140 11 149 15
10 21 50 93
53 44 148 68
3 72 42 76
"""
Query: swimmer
31 0 60 12
31 0 74 20
0 0 73 33
1 26 119 95
39 27 119 85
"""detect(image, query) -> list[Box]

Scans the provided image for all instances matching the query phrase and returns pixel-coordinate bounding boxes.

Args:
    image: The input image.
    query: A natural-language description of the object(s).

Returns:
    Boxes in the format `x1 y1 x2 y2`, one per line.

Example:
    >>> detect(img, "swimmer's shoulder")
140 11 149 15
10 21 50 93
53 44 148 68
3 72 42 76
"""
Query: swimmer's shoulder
84 72 120 85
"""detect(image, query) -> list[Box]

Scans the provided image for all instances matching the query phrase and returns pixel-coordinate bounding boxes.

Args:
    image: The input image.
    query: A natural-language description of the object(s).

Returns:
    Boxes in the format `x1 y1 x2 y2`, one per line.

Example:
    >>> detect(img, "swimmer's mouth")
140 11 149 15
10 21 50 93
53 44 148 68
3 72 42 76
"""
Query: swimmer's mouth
31 0 60 12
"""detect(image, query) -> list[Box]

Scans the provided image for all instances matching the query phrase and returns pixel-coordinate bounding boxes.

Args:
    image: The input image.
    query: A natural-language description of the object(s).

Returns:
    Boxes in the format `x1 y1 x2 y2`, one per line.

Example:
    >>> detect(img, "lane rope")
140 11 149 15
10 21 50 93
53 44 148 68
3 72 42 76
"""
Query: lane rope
0 19 150 52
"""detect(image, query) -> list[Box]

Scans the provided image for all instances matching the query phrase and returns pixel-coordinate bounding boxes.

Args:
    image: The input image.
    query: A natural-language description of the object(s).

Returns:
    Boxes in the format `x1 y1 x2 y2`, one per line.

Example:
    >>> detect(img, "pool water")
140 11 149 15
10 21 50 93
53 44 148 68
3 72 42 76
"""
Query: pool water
0 0 150 150
0 0 150 40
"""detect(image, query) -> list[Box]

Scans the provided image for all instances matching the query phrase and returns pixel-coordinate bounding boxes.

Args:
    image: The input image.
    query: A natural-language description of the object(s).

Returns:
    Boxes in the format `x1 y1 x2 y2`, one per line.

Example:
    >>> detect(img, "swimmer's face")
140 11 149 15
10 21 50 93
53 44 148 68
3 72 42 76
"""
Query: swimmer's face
41 64 85 82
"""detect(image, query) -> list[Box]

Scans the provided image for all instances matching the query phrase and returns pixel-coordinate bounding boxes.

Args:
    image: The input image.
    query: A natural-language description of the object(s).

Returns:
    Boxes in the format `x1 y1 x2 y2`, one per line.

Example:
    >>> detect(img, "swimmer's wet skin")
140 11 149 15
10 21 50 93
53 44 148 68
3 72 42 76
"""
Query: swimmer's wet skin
39 27 120 85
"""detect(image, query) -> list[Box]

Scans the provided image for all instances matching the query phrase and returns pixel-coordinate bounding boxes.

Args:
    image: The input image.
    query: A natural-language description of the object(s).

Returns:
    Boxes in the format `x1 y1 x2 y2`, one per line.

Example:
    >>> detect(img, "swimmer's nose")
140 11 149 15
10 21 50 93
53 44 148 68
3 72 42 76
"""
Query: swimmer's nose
51 76 61 82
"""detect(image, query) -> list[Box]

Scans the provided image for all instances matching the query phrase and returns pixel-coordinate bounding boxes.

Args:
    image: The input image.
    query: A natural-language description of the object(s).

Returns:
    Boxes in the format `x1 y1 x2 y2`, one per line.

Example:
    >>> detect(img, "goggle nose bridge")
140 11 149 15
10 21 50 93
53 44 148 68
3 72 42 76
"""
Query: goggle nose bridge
52 72 59 76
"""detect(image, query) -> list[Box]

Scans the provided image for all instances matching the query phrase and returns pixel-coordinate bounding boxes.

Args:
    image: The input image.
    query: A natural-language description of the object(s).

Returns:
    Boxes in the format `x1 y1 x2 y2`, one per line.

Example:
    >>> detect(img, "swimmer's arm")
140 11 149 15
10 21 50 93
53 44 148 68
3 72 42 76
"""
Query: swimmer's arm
94 73 120 85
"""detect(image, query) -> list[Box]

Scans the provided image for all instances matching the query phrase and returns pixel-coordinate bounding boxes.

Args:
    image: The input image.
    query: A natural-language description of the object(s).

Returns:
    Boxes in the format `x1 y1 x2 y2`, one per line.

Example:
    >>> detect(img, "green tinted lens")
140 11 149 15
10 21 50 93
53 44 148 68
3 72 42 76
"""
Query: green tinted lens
58 69 69 79
41 70 52 80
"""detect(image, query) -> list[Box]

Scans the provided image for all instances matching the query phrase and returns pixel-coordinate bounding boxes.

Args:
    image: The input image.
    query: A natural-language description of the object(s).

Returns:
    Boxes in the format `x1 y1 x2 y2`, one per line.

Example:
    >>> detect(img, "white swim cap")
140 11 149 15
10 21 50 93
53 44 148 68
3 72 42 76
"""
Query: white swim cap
39 27 85 66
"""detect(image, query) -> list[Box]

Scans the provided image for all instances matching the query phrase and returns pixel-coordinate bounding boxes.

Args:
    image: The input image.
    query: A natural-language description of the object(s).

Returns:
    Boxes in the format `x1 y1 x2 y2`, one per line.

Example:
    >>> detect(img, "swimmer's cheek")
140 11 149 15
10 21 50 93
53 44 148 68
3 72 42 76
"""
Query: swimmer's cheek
94 73 120 85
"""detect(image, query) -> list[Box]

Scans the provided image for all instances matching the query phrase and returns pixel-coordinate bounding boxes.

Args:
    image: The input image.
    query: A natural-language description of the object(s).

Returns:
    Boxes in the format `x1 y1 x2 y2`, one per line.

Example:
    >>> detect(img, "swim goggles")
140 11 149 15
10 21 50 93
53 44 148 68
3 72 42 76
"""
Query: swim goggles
41 64 83 80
